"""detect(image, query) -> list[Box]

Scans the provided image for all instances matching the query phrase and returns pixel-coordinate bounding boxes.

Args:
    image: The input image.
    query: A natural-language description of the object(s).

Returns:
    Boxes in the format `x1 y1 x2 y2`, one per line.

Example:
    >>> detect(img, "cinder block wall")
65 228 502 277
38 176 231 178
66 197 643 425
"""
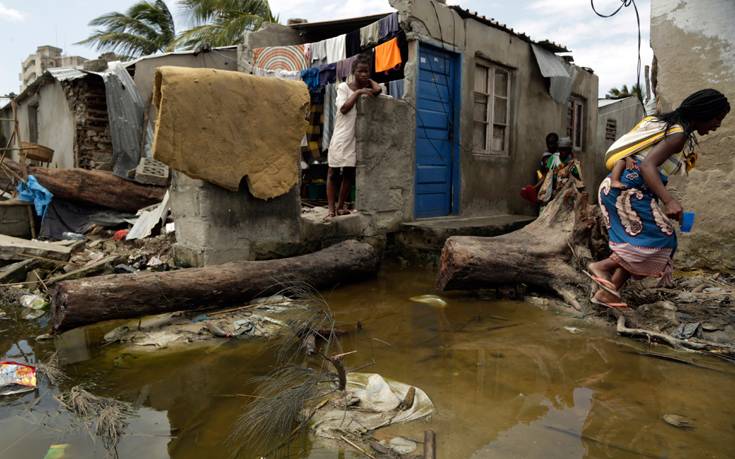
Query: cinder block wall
169 173 301 267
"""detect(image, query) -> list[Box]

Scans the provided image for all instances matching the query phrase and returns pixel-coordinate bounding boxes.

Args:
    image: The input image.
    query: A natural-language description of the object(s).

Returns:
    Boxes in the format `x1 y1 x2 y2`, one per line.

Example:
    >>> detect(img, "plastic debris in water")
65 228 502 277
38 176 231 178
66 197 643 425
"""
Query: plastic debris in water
663 414 694 429
409 295 448 307
0 361 37 396
43 444 70 459
20 294 47 310
23 309 46 320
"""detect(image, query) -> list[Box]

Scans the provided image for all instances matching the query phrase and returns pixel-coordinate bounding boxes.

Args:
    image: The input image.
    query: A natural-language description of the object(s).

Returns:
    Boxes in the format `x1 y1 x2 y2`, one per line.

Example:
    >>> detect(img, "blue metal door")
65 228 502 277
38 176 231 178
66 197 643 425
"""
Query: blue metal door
415 44 460 218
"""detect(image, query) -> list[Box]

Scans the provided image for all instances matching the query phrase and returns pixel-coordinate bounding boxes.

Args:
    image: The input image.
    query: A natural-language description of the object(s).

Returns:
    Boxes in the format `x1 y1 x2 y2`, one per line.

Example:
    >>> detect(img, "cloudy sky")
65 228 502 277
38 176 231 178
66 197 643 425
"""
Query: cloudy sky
0 0 651 98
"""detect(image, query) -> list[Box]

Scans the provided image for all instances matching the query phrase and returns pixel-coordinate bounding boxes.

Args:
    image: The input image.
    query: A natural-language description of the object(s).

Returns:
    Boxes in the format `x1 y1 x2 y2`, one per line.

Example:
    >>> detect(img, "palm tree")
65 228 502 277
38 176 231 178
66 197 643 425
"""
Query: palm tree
76 0 176 58
176 0 277 49
606 83 642 100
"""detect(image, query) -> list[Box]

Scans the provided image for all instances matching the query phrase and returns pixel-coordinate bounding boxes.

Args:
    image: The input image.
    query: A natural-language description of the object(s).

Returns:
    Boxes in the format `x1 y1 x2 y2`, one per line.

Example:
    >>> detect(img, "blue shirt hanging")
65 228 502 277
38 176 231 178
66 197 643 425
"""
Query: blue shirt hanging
300 67 320 92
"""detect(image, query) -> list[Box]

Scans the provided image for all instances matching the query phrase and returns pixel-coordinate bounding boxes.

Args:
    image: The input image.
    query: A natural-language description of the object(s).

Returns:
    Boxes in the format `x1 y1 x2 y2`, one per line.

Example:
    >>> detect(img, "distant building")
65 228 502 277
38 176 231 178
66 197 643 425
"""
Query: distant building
19 46 88 92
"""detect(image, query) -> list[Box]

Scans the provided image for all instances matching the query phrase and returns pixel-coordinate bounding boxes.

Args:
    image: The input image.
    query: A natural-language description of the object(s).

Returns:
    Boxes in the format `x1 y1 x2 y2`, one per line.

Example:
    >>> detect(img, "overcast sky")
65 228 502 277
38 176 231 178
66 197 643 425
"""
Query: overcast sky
0 0 651 97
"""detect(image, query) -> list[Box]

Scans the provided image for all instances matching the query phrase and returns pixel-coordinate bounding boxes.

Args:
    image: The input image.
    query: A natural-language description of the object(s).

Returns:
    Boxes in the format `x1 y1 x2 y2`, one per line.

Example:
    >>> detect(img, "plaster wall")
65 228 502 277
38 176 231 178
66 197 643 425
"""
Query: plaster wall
3 83 76 169
651 0 735 269
131 49 239 103
396 0 598 216
355 95 415 228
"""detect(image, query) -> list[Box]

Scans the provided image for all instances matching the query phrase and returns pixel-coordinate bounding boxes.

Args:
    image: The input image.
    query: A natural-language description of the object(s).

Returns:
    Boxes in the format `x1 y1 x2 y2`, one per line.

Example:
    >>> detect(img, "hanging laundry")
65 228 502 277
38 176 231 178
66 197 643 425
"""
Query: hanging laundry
346 30 362 57
306 96 324 160
311 40 328 65
325 35 346 64
336 56 357 82
253 68 301 80
374 37 402 73
301 67 320 92
360 21 381 48
319 63 337 87
388 79 405 99
322 83 338 152
253 45 307 71
378 12 400 40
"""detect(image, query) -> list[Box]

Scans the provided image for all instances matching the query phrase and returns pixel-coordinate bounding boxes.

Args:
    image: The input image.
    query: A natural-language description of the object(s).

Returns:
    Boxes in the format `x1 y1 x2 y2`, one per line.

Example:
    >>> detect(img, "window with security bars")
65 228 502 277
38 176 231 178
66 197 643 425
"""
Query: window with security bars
473 62 511 155
605 118 617 141
566 96 585 151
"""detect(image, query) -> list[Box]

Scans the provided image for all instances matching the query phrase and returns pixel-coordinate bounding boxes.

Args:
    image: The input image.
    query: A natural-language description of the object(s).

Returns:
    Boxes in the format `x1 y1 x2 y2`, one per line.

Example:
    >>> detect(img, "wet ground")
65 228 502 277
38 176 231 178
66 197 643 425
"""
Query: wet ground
2 263 735 458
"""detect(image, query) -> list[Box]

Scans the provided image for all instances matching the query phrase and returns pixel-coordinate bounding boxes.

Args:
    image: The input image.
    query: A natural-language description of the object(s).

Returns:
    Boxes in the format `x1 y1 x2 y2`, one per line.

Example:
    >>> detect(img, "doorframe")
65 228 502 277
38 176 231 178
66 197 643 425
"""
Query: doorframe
414 42 463 218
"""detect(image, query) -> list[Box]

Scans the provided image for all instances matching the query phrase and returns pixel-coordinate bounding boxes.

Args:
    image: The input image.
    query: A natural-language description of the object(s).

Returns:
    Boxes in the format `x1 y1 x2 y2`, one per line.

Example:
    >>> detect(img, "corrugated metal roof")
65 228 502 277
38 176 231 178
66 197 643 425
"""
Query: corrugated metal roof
46 67 88 81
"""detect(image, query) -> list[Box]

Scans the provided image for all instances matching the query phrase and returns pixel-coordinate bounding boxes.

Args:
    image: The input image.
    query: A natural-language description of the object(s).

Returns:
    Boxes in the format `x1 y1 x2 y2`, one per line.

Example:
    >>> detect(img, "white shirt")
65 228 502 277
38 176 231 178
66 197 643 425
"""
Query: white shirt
328 82 357 168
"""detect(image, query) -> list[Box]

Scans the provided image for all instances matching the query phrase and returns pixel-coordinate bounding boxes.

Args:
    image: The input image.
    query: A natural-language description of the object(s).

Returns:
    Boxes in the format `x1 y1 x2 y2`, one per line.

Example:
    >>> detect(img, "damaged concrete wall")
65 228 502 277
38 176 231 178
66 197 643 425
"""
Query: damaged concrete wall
651 0 735 269
170 173 302 267
355 95 415 229
130 48 239 103
395 0 599 217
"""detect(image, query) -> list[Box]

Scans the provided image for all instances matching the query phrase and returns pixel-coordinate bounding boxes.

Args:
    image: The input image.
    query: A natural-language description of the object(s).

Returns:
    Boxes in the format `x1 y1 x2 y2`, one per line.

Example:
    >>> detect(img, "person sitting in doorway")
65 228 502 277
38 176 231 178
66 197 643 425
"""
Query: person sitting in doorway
539 132 559 175
326 53 382 219
537 136 584 204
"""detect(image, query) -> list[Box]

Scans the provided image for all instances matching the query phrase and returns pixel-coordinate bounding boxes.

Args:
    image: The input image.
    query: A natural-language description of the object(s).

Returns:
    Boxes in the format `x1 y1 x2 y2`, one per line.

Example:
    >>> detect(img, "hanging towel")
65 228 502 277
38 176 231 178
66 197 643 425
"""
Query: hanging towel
388 79 405 99
311 40 328 65
360 21 381 48
325 35 346 64
322 83 338 151
253 45 307 71
346 30 362 57
378 12 400 40
319 63 337 88
374 37 402 73
301 67 321 92
336 56 357 81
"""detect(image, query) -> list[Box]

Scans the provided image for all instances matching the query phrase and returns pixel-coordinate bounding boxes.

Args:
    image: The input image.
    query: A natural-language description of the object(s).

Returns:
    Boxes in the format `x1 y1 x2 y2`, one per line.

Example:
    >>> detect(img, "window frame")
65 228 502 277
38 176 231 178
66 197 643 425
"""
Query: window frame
567 96 585 152
472 60 512 157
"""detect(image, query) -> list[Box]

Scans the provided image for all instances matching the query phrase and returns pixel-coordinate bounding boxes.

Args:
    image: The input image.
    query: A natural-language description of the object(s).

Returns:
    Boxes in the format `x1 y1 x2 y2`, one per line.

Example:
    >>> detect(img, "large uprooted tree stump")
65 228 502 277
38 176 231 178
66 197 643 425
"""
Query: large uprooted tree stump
52 240 379 332
438 183 608 310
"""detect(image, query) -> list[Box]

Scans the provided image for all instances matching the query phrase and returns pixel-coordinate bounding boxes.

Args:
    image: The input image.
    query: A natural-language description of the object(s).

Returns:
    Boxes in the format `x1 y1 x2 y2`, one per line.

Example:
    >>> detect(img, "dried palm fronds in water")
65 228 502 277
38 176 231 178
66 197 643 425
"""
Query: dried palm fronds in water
227 365 334 458
35 352 67 385
56 385 132 455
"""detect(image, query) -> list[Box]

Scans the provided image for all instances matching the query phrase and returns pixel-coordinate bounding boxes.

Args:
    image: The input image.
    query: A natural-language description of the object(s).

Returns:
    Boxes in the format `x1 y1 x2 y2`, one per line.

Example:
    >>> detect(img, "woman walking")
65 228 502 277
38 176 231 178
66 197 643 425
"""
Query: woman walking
588 89 730 308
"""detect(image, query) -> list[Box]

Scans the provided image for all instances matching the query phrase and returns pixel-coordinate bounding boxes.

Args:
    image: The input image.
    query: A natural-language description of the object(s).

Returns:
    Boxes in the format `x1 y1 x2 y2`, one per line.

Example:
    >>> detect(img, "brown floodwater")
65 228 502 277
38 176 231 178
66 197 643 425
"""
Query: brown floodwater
1 263 734 458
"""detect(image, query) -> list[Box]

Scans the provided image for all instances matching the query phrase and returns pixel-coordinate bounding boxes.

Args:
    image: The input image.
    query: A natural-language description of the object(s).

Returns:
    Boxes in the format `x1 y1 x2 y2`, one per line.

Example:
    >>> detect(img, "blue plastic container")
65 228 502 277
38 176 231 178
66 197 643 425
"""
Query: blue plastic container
680 211 695 233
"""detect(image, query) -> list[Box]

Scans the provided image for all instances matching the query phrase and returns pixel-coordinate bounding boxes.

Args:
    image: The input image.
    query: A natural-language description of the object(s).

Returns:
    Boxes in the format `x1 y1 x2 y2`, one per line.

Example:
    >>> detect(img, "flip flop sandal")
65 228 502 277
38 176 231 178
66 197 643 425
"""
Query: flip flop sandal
590 297 629 310
583 270 621 299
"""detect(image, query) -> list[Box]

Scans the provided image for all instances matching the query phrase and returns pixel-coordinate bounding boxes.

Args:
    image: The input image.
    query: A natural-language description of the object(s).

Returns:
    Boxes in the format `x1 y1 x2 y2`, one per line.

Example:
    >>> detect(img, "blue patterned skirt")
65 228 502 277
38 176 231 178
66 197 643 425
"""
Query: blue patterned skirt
598 164 677 279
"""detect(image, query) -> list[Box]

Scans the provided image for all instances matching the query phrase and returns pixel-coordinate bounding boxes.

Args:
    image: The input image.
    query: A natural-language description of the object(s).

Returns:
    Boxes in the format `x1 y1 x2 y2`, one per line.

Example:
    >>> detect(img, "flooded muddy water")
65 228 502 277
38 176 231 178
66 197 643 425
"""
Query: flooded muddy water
2 263 734 458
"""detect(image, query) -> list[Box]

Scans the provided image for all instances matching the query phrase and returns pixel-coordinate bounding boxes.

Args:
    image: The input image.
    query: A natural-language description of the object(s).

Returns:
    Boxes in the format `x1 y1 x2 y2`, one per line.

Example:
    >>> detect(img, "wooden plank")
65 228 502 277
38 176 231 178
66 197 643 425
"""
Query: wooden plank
0 259 40 283
0 234 73 261
46 255 120 286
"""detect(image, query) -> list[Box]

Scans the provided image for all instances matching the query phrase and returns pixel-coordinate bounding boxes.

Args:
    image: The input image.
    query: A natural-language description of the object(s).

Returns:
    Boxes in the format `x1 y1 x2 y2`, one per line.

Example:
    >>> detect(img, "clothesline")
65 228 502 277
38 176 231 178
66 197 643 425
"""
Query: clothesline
251 12 400 73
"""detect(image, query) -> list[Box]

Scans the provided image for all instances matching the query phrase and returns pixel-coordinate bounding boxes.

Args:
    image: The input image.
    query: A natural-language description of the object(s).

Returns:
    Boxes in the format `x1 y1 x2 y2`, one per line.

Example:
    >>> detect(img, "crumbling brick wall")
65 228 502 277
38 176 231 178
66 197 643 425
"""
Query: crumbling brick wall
62 77 113 170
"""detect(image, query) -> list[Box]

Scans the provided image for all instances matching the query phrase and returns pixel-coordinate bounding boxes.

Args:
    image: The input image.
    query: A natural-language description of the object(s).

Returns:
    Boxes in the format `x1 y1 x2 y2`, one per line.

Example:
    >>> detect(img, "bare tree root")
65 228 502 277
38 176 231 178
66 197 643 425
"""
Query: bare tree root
615 315 735 355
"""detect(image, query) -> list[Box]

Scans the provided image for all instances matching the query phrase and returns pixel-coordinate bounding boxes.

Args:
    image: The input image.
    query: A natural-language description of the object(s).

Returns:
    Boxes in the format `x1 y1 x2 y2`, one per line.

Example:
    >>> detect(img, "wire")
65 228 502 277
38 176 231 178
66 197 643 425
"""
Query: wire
590 0 645 111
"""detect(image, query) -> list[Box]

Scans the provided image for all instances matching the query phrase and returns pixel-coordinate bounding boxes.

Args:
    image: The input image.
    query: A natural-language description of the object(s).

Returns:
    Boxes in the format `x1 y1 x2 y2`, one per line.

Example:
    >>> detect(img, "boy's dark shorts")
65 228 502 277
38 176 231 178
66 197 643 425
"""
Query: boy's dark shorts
330 166 356 181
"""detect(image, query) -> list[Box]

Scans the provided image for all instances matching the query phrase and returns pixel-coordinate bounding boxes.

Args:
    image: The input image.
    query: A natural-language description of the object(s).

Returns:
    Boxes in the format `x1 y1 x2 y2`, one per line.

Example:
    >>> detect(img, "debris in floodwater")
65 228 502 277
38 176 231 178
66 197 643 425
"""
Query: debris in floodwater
563 326 581 334
672 322 703 340
43 444 70 459
24 309 46 320
0 361 37 396
387 436 418 454
56 385 132 452
409 294 448 307
663 414 694 429
20 294 47 310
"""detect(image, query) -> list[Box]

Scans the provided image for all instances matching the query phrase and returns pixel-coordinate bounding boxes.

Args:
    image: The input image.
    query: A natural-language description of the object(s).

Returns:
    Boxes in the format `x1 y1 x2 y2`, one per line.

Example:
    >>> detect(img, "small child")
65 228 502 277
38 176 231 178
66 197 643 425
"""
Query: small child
609 157 636 189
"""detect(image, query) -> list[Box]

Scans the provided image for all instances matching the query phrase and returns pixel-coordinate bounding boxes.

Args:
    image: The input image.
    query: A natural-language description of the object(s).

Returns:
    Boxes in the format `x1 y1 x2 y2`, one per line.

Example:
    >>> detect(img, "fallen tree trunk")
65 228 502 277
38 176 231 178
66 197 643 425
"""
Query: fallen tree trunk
437 183 608 308
2 159 165 212
52 240 379 332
